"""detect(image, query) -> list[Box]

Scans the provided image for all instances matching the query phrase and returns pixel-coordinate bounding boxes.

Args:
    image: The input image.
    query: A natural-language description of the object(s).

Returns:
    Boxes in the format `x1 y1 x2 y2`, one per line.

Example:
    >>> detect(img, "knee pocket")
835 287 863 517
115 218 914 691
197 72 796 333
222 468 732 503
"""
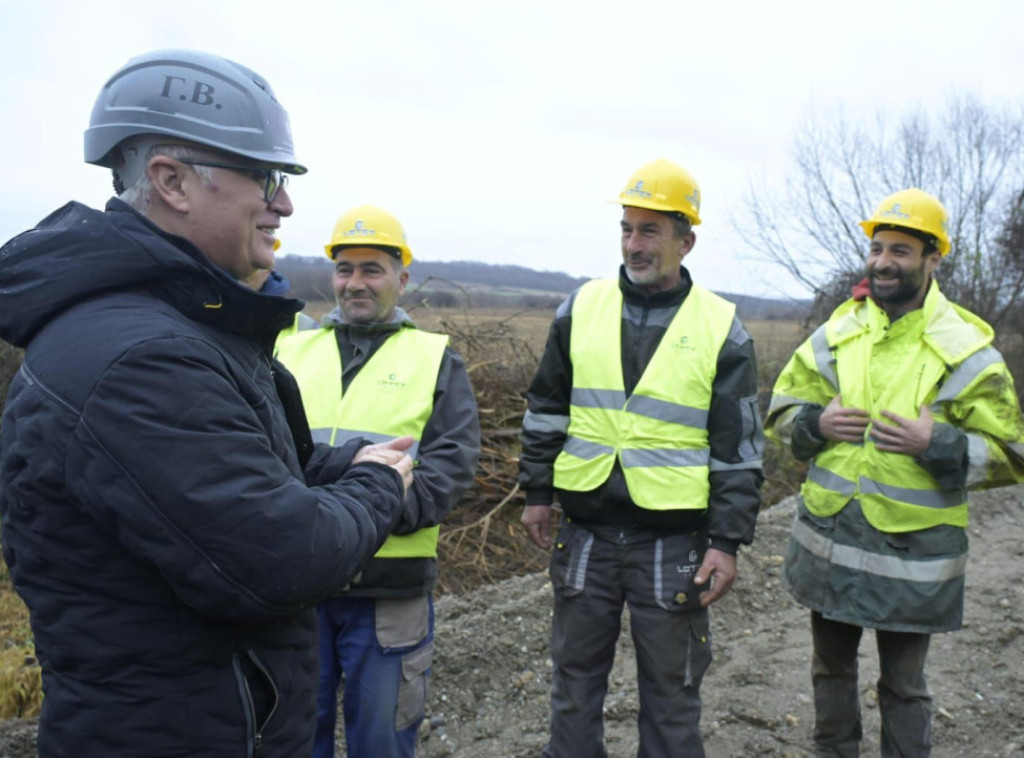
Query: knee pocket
396 640 433 731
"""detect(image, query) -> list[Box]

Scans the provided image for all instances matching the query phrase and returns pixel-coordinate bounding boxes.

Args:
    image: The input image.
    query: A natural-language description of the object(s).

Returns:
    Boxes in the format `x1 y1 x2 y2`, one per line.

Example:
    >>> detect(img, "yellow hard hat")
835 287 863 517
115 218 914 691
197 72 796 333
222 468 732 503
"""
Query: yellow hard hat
324 204 413 266
614 158 702 225
859 188 951 256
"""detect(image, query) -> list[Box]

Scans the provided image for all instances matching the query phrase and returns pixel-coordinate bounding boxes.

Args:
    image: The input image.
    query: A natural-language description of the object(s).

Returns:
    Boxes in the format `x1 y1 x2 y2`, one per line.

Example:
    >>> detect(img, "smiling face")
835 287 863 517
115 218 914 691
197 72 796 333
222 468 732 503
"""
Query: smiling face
620 206 695 293
867 228 940 318
180 159 293 281
332 247 409 324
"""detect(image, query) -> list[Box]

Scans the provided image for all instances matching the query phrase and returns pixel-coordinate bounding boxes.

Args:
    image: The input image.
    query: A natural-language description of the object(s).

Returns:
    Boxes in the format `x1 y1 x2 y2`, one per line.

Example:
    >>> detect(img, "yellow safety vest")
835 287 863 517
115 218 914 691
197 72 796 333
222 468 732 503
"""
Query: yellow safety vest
553 277 735 510
275 325 449 557
277 312 317 338
801 285 996 531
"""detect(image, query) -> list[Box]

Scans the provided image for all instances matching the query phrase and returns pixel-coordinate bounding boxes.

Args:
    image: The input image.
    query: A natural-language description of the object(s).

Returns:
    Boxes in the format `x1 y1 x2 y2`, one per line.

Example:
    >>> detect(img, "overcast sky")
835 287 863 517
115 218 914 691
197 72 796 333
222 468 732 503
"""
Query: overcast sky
2 0 1022 298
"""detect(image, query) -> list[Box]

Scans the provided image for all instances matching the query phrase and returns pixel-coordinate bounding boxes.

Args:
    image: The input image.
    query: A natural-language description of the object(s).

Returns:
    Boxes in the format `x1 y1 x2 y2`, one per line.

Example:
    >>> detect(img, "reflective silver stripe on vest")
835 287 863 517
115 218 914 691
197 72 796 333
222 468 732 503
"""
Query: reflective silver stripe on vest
858 477 964 509
563 435 615 460
709 457 763 472
808 464 857 496
313 428 421 460
934 346 1002 403
811 325 838 391
571 388 627 409
620 447 710 468
791 515 967 583
522 410 570 435
965 432 991 488
311 428 332 445
626 395 709 429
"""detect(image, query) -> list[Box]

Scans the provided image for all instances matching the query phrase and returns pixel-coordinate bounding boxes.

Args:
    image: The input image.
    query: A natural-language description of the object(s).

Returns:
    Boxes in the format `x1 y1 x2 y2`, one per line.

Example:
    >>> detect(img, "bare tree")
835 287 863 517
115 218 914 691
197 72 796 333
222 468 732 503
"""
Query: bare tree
737 96 1024 330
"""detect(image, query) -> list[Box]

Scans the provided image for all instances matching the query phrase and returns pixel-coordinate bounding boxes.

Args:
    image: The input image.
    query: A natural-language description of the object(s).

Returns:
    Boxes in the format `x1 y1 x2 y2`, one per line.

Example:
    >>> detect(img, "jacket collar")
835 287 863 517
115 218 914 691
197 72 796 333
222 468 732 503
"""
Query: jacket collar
321 305 416 334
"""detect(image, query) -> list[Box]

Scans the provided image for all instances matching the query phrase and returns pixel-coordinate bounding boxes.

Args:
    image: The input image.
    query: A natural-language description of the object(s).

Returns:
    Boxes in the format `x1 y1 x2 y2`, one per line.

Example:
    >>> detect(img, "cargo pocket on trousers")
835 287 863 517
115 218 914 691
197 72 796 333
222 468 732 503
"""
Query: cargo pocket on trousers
375 596 430 649
549 520 594 598
396 640 434 731
653 531 706 612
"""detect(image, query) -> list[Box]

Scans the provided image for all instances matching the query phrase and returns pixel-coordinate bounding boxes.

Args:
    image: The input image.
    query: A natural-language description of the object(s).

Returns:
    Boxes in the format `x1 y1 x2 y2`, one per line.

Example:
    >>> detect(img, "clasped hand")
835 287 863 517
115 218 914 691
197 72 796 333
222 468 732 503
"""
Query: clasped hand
819 395 933 457
353 436 415 493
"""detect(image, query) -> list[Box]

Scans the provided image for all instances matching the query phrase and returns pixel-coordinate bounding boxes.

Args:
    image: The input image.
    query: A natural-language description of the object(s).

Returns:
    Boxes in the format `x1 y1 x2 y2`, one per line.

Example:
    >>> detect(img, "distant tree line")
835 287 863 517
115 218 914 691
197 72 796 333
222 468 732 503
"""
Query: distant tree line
275 256 590 298
274 255 808 320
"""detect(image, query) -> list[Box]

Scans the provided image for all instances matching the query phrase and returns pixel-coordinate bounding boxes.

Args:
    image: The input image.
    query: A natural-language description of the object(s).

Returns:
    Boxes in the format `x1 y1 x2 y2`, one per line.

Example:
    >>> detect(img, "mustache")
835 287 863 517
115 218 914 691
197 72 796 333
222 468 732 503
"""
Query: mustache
869 266 902 279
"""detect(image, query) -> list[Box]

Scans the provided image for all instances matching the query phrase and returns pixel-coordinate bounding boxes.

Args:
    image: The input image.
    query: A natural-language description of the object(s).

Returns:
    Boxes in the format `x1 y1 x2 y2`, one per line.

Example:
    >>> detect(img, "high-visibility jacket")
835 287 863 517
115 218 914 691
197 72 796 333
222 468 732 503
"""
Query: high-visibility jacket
553 277 736 510
276 326 449 557
768 283 1024 532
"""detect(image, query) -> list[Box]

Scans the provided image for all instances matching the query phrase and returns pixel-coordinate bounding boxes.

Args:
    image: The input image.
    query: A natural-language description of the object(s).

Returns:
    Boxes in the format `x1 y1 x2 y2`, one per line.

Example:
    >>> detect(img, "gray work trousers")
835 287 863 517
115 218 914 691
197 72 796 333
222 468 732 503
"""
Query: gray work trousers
542 520 713 758
810 612 932 758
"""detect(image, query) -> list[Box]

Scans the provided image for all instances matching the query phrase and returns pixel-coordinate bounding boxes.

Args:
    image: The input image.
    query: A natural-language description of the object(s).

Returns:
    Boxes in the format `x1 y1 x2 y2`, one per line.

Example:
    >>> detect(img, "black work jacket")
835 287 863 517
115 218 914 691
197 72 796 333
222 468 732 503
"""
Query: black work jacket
0 200 405 758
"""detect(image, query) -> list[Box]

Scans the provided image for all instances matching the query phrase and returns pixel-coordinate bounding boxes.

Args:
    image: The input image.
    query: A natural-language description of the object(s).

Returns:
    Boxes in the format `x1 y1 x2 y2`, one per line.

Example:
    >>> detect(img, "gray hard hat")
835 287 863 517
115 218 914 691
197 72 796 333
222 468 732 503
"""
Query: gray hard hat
84 49 307 175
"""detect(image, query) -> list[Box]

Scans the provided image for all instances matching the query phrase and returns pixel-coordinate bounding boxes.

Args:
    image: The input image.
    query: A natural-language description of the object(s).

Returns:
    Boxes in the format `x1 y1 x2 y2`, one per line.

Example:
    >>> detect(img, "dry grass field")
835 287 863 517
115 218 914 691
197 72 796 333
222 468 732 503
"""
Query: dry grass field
303 300 805 368
0 564 40 719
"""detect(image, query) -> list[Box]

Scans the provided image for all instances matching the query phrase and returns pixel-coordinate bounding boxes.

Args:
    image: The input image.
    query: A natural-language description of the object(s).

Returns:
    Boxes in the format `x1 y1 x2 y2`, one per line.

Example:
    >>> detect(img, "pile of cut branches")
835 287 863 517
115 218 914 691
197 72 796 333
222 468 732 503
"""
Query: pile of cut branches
430 310 551 595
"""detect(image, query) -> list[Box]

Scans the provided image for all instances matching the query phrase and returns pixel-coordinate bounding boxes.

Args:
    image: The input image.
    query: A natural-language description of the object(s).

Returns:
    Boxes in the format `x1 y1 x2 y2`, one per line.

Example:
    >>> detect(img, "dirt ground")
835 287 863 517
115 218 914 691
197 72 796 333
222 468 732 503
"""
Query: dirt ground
2 487 1023 758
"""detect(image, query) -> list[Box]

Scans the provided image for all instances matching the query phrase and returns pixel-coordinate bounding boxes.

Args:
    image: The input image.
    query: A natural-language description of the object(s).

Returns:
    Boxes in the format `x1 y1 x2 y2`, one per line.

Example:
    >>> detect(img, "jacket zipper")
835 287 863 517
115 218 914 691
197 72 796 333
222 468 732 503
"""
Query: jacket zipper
240 649 280 758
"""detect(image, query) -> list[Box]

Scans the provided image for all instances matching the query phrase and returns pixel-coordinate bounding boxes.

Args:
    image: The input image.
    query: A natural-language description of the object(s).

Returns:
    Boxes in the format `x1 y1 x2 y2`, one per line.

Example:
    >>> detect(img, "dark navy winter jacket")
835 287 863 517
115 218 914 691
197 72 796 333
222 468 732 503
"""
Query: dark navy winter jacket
0 200 406 758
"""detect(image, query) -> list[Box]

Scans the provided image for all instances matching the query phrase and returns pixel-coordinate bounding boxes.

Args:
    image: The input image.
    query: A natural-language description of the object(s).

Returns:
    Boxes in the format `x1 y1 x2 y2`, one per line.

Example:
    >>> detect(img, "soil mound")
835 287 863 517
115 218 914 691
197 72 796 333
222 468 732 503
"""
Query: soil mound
2 487 1022 758
417 487 1024 758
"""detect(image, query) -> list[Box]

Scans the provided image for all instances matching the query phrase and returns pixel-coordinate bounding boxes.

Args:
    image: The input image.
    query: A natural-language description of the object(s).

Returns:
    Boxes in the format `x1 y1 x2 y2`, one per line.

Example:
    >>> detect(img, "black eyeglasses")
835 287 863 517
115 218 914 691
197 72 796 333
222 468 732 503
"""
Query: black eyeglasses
178 159 288 204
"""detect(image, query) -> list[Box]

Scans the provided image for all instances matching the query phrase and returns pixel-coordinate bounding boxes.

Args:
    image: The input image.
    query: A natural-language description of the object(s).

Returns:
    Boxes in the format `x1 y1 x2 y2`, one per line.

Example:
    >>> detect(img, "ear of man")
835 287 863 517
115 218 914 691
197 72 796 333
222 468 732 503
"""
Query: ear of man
148 157 191 214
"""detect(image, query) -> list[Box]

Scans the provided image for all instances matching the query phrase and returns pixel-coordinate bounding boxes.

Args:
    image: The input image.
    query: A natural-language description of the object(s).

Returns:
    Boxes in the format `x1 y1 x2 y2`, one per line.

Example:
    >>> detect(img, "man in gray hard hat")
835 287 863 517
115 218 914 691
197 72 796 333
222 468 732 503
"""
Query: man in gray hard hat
0 50 412 758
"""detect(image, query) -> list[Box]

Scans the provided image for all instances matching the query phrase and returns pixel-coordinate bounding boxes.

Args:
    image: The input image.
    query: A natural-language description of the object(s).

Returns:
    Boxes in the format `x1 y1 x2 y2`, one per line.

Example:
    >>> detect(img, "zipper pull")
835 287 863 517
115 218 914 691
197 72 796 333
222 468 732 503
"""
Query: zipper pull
254 731 263 758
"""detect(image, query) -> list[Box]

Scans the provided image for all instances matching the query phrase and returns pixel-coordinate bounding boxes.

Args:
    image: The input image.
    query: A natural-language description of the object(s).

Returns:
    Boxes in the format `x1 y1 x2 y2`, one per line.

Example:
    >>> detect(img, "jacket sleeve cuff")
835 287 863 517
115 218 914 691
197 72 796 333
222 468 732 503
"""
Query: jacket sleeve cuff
525 488 554 506
792 404 827 461
709 537 739 556
802 405 825 440
915 422 968 491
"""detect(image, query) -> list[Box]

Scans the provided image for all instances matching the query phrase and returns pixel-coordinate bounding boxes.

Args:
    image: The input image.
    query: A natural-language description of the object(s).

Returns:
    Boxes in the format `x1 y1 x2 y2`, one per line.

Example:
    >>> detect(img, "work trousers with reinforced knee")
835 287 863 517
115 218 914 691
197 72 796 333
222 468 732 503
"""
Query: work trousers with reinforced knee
543 519 713 758
314 595 434 758
811 611 932 758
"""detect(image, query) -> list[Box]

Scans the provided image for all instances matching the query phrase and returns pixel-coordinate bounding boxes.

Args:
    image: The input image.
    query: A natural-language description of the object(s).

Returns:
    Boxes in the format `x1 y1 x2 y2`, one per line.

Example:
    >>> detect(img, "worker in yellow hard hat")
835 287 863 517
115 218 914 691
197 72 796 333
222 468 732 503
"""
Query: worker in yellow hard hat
518 158 765 756
275 204 480 758
766 188 1024 756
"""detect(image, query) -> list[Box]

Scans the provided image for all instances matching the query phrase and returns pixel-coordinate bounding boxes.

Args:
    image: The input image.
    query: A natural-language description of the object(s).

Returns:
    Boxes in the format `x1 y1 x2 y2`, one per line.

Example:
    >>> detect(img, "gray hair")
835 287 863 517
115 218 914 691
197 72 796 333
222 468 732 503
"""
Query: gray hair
118 139 214 215
669 213 693 239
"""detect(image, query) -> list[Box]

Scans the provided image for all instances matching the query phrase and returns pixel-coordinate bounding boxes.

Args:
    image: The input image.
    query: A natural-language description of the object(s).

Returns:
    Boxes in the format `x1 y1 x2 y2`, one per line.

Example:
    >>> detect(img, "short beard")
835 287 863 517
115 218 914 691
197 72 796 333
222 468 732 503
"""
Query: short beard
624 266 655 287
869 275 924 304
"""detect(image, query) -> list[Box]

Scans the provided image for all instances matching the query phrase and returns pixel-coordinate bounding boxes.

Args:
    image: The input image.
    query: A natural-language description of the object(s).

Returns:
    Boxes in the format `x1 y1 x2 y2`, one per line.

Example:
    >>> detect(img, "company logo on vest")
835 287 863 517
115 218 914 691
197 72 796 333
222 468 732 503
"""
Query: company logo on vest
671 335 695 352
378 372 408 390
